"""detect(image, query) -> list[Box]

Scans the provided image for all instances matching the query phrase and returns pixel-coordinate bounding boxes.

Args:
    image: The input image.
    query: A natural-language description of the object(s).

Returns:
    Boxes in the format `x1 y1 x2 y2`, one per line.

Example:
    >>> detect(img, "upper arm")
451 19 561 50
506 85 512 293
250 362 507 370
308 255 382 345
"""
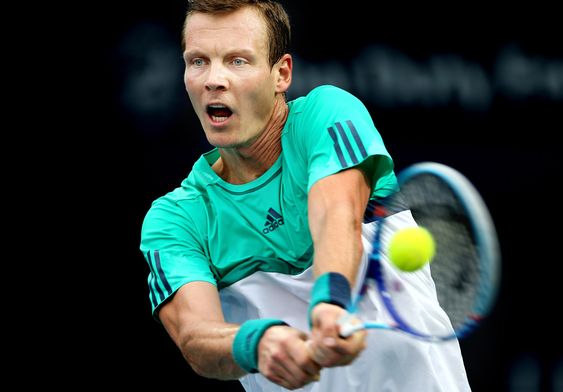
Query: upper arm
159 281 225 345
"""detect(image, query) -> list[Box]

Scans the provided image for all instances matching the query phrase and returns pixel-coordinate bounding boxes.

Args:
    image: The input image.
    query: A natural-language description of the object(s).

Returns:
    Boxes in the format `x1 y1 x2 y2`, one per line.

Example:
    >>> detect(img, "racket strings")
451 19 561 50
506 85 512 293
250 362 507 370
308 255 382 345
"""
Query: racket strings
400 175 482 331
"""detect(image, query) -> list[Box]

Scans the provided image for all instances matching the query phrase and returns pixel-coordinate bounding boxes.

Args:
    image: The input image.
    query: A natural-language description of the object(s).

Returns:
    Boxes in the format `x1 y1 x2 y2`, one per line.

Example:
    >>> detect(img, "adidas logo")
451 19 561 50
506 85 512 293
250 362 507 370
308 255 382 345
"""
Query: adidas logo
263 207 284 234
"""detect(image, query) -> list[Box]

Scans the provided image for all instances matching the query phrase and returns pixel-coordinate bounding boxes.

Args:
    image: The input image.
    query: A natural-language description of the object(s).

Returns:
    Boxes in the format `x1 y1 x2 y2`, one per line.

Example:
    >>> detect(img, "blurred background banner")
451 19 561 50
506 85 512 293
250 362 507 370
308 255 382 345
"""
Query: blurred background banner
80 2 562 391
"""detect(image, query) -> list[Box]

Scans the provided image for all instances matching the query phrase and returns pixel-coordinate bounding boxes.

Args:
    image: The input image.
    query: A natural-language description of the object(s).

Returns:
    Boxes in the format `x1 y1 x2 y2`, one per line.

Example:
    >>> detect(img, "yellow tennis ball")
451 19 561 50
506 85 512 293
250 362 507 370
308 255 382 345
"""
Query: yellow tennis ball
388 227 436 272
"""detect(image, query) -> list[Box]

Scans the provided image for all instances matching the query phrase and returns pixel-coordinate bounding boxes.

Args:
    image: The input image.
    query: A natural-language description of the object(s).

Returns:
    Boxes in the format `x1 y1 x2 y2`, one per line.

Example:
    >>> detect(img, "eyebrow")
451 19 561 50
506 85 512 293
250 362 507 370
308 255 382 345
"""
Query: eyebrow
183 48 256 59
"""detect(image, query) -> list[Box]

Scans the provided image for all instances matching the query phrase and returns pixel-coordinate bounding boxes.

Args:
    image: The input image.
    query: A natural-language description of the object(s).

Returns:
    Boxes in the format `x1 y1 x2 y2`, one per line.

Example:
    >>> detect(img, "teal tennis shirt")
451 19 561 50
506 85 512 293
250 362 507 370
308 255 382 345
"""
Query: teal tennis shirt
140 85 398 317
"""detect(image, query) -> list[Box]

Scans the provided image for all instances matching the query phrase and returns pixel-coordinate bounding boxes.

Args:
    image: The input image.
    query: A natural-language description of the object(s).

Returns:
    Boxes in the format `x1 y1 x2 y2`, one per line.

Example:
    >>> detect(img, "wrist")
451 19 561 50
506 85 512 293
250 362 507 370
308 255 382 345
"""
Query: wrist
308 272 351 326
232 318 287 373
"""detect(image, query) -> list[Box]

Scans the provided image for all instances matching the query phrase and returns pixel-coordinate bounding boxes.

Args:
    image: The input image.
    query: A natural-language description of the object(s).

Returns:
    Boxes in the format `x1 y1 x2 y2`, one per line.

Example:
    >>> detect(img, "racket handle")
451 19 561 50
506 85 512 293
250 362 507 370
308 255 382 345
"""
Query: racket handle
338 317 365 338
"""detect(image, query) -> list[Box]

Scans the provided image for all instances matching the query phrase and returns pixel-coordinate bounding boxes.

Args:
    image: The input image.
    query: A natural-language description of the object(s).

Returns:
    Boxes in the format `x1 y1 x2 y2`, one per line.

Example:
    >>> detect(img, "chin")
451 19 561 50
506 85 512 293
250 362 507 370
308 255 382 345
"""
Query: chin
205 135 241 149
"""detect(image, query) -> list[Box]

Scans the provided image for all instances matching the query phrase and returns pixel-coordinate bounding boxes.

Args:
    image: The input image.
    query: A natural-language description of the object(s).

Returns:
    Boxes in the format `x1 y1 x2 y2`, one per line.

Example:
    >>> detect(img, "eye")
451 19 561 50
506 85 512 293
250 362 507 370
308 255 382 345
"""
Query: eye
193 58 205 67
232 58 247 66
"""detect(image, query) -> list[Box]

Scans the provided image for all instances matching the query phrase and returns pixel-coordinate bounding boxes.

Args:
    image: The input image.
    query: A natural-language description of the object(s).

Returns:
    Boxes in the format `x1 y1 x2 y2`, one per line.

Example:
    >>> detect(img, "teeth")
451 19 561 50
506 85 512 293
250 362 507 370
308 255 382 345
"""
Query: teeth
209 104 226 109
211 116 228 122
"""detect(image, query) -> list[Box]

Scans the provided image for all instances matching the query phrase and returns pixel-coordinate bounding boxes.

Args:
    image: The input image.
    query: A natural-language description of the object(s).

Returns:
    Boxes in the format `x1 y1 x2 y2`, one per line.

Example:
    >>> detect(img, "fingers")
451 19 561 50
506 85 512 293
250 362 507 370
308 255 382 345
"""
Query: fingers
310 303 367 367
258 326 321 389
308 333 366 367
264 359 316 390
256 304 367 389
282 336 322 386
297 339 323 377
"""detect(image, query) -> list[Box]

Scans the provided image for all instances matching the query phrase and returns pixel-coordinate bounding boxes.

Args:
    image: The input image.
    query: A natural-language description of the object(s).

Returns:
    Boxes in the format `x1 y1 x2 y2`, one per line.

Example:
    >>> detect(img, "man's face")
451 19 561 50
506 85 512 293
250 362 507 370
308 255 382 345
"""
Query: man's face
183 7 282 149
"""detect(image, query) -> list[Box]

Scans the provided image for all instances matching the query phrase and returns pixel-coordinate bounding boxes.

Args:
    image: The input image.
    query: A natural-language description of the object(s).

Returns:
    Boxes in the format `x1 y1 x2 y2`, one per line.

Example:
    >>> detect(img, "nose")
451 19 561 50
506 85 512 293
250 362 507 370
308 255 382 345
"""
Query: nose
205 63 228 91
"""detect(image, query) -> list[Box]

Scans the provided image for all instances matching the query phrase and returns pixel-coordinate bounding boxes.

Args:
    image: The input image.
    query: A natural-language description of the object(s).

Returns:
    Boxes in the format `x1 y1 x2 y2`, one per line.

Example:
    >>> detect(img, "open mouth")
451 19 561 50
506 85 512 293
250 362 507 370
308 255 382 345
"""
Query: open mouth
207 104 232 122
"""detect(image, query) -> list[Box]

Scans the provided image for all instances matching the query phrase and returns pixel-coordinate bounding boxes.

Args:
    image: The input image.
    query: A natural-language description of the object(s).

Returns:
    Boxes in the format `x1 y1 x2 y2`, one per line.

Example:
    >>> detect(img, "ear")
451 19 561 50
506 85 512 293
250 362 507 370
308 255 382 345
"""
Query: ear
275 54 292 93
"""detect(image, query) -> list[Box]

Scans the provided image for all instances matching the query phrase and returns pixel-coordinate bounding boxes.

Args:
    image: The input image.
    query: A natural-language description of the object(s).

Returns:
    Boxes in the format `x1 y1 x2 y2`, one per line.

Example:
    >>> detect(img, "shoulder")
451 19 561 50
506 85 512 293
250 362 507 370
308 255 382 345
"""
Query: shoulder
288 85 367 118
142 176 206 229
144 151 216 219
307 85 363 107
307 84 359 100
140 187 208 253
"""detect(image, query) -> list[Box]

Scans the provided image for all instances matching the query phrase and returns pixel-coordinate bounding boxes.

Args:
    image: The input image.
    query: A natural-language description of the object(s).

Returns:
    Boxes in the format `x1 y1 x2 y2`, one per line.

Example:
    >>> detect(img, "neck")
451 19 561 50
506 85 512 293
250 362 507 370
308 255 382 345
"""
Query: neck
214 96 288 184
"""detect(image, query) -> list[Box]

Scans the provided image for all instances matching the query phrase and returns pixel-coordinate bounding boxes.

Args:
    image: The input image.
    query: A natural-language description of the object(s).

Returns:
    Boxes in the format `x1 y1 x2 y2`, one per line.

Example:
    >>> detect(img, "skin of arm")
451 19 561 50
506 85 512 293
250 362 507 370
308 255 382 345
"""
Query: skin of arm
159 281 321 389
159 282 245 380
307 162 375 367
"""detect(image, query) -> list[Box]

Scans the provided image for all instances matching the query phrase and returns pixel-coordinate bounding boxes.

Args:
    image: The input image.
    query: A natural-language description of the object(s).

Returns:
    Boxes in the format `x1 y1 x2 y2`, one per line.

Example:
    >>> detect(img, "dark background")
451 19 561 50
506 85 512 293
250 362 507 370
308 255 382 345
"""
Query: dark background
65 1 562 390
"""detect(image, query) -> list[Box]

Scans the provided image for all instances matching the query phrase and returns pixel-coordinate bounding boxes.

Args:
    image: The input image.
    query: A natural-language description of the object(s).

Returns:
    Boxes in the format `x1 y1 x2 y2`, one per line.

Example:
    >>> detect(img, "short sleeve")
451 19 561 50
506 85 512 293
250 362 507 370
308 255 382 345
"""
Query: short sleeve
140 195 216 319
295 85 397 196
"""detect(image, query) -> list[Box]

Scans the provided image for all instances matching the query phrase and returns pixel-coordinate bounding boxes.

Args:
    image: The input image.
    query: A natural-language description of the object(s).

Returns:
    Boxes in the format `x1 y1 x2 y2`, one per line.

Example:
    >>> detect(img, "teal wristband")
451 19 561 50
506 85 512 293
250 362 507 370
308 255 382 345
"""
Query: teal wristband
308 272 351 326
232 318 287 373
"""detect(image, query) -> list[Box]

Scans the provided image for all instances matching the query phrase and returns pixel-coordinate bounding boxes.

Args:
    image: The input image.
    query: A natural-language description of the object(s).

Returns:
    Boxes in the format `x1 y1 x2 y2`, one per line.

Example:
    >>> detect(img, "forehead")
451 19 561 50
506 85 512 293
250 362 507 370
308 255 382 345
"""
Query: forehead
184 7 268 51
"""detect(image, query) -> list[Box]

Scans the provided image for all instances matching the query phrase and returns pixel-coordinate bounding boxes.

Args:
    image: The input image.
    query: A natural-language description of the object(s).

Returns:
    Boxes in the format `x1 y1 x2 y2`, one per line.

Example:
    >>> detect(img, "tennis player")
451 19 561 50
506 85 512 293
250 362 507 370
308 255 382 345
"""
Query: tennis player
140 1 471 390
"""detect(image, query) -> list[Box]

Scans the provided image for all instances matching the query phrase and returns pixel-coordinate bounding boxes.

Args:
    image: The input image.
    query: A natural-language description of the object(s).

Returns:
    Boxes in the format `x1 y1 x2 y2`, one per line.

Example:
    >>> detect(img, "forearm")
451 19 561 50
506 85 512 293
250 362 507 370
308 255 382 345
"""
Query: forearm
306 204 369 368
308 168 371 286
310 204 364 286
306 168 371 368
158 283 246 380
174 320 245 380
158 280 317 388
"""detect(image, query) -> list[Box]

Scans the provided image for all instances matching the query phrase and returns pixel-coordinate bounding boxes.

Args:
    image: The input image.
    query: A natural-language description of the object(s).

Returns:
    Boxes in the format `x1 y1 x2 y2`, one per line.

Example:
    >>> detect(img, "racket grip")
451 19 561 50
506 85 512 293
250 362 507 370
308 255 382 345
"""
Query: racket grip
338 318 364 338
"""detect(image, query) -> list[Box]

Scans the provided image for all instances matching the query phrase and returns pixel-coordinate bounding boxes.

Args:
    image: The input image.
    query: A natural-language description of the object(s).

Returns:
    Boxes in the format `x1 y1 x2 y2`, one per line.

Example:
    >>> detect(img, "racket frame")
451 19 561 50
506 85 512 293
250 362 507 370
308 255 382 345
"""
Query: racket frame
339 162 501 342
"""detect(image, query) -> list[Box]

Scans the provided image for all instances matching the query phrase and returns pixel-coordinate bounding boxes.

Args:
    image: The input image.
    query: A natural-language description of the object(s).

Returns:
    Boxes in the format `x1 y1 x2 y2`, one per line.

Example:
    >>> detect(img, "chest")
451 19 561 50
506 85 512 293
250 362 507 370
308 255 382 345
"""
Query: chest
204 164 312 269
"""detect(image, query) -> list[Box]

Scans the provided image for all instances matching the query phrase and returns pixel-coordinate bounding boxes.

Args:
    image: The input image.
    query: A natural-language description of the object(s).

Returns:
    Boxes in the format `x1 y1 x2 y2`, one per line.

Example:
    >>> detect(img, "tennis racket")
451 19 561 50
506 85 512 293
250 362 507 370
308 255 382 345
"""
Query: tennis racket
339 161 501 342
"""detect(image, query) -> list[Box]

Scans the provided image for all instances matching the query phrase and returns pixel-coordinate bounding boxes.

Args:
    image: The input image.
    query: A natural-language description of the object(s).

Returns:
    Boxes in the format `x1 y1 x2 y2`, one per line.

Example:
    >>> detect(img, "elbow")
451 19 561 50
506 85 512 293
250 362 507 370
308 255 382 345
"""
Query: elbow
182 344 214 379
183 344 242 381
189 362 219 379
189 360 241 381
184 351 218 379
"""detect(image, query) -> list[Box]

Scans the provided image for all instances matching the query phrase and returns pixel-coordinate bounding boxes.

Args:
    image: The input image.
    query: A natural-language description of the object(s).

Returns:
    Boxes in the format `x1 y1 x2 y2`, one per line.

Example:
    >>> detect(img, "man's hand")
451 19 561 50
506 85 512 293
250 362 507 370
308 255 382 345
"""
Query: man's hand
257 325 322 390
308 303 367 367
